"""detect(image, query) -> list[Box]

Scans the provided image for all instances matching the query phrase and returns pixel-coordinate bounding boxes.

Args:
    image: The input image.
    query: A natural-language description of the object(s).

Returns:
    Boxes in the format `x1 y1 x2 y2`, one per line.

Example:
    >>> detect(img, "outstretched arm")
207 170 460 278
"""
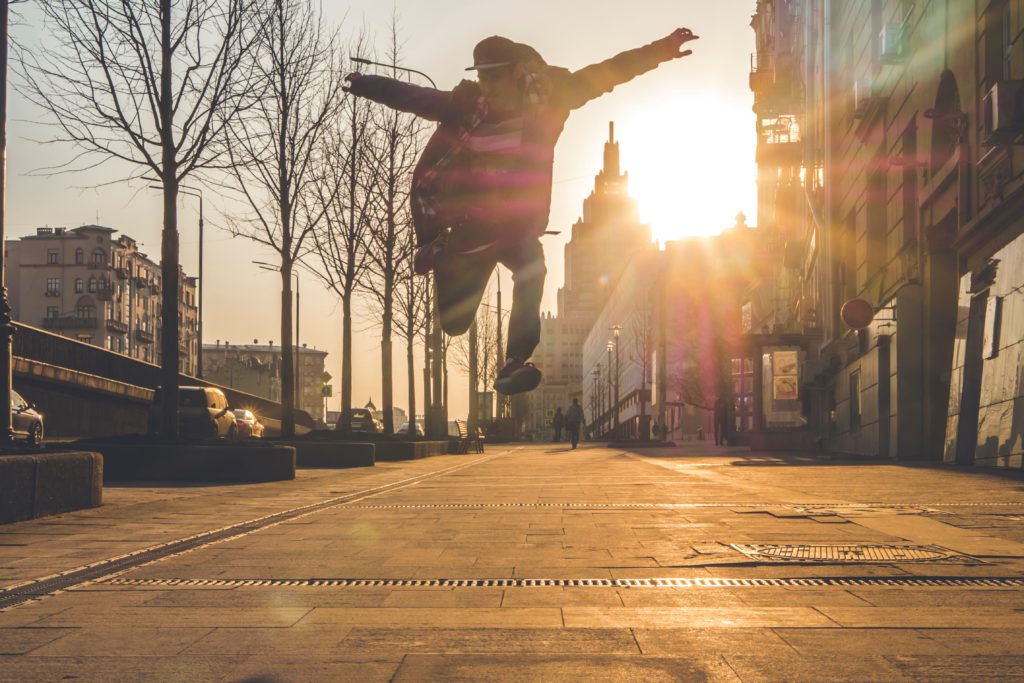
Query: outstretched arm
562 28 699 110
344 73 453 122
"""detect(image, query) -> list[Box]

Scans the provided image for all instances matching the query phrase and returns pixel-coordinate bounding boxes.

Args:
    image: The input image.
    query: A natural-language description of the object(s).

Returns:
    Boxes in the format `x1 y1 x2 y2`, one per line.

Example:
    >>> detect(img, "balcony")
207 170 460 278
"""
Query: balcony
42 316 97 331
105 319 128 334
95 285 116 301
114 267 128 280
135 329 155 344
88 261 112 271
749 52 773 93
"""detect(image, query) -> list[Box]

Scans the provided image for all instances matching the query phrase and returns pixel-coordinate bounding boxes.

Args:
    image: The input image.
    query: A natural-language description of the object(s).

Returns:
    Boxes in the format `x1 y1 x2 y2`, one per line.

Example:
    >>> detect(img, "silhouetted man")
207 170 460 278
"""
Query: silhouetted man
345 28 699 396
552 407 565 443
713 396 728 446
565 398 585 449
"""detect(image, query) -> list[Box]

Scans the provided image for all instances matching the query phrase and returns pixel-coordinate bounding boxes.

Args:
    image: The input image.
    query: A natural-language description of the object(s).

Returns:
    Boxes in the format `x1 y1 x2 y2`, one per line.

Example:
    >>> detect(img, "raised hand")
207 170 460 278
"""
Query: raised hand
343 72 361 92
666 27 699 57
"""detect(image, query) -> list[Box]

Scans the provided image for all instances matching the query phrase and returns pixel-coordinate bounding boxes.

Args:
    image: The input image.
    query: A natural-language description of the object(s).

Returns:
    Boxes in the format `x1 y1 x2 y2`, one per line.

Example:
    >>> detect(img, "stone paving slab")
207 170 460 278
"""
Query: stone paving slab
4 443 1024 680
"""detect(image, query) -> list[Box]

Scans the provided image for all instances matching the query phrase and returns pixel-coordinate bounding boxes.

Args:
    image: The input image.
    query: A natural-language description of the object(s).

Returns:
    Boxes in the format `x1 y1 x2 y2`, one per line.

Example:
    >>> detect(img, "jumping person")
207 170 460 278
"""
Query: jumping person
344 28 699 395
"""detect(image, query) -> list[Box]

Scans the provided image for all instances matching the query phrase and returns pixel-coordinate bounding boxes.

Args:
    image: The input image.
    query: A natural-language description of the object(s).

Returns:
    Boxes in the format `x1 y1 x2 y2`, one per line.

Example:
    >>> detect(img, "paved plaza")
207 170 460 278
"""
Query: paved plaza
3 443 1024 681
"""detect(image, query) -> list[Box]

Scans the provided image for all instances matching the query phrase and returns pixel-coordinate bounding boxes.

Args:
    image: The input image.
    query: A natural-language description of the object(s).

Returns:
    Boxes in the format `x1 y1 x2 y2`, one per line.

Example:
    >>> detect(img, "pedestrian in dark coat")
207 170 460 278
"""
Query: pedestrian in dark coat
552 407 565 443
344 28 699 397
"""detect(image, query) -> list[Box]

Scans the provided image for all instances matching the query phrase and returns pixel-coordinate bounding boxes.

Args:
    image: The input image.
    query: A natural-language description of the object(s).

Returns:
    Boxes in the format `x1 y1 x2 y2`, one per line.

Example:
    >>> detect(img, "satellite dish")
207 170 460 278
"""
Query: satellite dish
841 298 875 330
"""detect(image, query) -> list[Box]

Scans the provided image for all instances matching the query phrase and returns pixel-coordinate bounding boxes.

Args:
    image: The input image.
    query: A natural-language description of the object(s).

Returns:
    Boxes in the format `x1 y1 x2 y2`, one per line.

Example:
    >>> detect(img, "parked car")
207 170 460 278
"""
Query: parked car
395 421 424 436
148 386 237 440
11 390 44 446
336 408 383 434
233 409 265 439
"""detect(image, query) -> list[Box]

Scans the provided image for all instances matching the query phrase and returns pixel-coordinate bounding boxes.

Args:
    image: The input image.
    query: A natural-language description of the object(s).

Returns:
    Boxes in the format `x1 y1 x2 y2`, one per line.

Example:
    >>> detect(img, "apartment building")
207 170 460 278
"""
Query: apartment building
202 341 329 422
5 225 198 375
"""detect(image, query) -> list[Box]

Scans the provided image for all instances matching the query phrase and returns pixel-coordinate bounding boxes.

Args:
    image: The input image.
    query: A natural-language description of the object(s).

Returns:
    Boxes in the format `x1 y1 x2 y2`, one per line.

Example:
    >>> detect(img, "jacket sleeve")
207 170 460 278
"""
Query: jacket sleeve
559 37 679 110
347 75 454 122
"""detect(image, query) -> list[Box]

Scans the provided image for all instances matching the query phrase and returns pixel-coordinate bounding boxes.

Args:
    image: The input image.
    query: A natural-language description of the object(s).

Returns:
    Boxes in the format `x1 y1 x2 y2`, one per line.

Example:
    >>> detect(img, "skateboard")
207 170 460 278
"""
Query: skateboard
494 363 542 395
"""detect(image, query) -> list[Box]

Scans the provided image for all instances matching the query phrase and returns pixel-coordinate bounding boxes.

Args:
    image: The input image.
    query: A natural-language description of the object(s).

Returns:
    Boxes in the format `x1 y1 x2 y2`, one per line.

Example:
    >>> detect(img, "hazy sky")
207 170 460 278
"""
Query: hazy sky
8 1 757 420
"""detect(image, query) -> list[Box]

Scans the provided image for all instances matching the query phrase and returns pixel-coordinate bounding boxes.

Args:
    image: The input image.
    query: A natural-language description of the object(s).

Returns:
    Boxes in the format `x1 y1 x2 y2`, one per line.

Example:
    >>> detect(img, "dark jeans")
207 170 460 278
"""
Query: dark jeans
435 235 546 361
567 423 581 448
553 426 563 442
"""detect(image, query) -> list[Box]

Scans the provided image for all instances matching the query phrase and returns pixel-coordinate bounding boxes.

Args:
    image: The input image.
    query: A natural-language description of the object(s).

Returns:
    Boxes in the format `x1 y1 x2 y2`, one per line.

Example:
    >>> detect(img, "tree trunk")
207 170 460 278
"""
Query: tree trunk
158 0 180 440
381 299 394 435
423 284 433 437
340 288 353 433
280 260 295 437
406 324 416 436
468 319 478 431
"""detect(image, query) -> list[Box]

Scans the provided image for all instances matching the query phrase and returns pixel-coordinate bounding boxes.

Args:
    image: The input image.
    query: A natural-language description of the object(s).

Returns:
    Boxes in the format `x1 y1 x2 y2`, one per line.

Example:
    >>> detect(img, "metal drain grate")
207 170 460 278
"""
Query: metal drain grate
731 543 980 564
346 502 1024 510
0 452 504 612
100 575 1024 589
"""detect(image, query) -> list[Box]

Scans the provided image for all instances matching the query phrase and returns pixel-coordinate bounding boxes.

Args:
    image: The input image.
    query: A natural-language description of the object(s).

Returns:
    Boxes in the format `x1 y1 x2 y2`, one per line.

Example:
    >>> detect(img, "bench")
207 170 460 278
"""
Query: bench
450 420 485 454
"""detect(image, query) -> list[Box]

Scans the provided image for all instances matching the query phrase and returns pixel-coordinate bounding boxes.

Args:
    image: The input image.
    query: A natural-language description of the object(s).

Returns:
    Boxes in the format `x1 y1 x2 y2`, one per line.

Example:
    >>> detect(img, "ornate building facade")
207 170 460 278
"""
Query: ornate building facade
5 224 198 374
524 123 653 438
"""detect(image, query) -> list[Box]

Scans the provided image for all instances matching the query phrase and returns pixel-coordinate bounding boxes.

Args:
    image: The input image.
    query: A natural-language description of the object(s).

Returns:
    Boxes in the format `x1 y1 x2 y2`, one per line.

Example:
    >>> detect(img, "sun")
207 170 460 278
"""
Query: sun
617 92 758 242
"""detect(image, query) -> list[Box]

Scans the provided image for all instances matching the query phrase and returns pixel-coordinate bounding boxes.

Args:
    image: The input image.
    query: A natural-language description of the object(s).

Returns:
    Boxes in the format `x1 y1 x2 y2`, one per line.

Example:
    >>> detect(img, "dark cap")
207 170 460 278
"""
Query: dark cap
466 36 544 71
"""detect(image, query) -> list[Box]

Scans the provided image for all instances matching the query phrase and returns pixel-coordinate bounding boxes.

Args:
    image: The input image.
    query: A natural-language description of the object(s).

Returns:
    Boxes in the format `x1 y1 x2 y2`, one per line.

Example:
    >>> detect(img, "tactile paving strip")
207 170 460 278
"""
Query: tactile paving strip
100 576 1024 589
731 543 980 564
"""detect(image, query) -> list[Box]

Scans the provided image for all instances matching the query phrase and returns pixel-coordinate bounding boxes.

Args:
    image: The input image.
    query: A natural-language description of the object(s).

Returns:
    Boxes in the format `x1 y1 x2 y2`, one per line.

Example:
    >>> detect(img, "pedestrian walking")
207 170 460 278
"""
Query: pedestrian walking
565 398 585 449
713 396 728 446
552 407 565 443
344 28 699 397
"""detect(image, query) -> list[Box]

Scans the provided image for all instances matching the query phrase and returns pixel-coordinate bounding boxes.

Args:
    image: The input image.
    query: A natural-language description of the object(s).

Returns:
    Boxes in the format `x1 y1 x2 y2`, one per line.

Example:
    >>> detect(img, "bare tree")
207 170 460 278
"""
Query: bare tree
224 0 345 436
361 20 423 436
307 43 374 434
22 0 265 438
629 298 654 436
391 218 427 436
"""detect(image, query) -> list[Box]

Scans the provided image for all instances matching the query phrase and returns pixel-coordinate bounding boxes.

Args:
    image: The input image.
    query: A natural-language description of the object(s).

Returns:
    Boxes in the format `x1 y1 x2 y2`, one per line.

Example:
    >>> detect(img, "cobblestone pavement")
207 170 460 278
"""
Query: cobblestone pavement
4 443 1024 681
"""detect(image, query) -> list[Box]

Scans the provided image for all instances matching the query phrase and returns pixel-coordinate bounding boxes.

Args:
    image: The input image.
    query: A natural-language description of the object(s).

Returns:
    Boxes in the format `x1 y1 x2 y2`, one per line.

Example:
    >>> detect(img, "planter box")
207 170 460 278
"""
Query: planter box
274 441 375 468
81 441 296 483
0 451 103 524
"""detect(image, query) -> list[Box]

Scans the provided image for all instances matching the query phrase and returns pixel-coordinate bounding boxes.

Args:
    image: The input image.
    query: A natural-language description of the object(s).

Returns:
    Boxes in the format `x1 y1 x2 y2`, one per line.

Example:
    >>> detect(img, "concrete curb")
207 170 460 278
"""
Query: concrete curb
273 441 375 468
0 451 103 524
84 442 296 483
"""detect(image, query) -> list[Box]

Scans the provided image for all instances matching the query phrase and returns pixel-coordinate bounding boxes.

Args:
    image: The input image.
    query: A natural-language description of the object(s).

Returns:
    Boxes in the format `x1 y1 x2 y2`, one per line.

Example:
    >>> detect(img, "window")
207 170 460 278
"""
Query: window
850 370 863 429
92 248 106 265
75 248 84 264
45 306 58 319
74 278 83 293
77 335 93 344
88 277 97 293
75 304 95 319
47 249 59 264
46 278 60 294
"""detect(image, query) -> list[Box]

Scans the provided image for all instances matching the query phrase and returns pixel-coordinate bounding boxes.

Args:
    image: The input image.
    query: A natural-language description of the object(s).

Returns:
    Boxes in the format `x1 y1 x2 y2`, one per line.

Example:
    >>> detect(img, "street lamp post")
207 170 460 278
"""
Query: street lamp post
591 365 601 440
606 341 614 437
611 324 621 436
0 0 12 442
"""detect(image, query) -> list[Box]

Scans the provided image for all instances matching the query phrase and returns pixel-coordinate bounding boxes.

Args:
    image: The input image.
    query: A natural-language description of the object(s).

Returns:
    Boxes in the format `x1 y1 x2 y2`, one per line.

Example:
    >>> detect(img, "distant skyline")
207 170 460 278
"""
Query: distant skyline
7 1 757 419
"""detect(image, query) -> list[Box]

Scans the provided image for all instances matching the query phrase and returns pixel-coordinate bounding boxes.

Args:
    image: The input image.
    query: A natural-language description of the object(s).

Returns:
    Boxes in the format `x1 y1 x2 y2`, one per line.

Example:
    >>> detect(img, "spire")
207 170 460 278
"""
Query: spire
603 121 620 178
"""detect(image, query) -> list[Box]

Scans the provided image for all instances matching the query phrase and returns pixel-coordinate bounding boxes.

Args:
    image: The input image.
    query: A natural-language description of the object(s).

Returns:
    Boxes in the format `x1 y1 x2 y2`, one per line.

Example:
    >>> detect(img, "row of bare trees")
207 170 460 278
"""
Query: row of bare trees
22 0 432 438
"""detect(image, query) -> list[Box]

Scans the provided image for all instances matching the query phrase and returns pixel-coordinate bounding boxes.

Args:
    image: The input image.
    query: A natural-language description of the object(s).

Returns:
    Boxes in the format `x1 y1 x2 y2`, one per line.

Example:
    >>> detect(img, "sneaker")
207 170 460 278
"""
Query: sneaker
414 231 449 276
494 359 542 395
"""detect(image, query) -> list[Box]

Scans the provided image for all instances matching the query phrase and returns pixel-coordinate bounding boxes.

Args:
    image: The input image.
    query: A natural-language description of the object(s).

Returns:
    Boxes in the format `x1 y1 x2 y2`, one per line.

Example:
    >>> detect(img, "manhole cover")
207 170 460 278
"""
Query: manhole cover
731 543 980 564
